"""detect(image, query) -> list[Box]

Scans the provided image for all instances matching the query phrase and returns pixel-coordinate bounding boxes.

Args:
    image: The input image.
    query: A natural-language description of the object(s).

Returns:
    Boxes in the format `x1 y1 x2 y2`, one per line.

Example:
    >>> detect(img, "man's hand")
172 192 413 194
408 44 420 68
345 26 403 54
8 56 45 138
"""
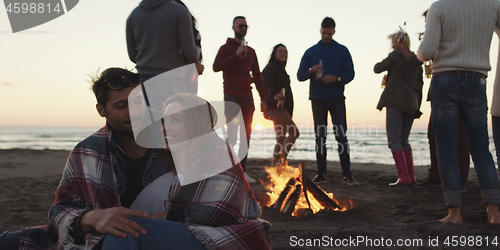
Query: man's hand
260 101 267 113
309 65 321 75
236 46 248 58
321 75 337 84
196 63 205 75
80 207 148 238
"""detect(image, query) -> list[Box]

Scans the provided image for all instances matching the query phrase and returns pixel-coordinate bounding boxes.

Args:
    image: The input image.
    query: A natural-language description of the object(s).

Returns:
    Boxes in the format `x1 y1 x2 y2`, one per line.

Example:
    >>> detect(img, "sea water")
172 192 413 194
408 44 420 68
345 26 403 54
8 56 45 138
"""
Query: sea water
0 127 496 166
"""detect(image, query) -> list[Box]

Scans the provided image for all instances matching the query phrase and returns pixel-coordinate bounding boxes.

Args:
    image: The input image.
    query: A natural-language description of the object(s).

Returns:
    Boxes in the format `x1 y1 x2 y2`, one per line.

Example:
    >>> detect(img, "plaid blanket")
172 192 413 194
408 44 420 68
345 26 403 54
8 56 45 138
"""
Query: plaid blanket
167 132 272 250
19 125 168 249
18 128 271 249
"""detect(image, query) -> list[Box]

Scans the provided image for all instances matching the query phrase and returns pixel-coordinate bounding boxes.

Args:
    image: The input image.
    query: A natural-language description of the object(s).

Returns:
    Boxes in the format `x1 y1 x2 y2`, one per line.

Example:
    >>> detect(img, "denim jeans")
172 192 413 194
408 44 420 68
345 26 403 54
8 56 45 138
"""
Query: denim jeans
224 94 255 171
311 98 351 177
101 217 206 250
386 108 414 152
430 73 500 207
0 230 21 250
427 114 470 185
491 115 500 172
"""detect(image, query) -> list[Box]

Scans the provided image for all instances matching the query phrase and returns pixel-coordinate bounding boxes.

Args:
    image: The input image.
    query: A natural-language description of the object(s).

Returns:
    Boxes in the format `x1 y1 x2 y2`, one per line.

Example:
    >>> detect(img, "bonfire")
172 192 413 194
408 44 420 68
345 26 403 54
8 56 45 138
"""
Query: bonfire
260 161 352 217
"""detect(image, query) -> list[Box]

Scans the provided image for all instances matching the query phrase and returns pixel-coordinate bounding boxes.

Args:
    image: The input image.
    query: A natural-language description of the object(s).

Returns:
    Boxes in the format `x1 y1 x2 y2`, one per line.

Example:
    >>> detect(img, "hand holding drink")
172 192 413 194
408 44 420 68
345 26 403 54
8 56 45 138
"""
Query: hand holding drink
276 88 286 108
316 60 323 80
237 38 248 58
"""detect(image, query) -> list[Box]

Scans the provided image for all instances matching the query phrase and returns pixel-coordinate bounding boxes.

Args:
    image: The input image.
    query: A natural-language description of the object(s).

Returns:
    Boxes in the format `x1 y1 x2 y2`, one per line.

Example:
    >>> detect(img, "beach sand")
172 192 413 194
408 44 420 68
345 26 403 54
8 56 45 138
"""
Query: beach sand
1 149 500 249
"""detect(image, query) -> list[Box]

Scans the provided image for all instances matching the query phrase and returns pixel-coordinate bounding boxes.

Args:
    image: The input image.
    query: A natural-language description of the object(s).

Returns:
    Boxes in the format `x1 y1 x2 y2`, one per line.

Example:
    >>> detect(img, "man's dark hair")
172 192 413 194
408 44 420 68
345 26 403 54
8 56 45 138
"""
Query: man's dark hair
233 16 245 25
423 10 428 18
91 67 138 107
321 17 336 29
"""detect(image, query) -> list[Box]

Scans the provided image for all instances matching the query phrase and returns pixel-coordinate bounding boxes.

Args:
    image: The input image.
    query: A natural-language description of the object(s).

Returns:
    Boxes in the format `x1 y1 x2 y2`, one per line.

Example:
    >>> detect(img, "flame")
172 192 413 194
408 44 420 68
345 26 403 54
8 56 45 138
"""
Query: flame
260 162 352 216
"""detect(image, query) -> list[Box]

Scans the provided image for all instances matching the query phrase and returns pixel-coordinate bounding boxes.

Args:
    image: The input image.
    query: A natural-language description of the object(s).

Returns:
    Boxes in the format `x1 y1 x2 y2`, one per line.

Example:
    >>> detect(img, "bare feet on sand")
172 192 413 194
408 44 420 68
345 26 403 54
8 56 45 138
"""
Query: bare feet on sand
439 207 462 223
487 204 500 224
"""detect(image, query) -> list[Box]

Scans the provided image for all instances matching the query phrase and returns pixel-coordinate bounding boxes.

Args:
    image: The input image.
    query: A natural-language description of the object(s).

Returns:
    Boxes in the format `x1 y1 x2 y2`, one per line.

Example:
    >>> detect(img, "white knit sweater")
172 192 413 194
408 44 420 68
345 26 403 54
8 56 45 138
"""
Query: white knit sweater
491 29 500 116
417 0 500 76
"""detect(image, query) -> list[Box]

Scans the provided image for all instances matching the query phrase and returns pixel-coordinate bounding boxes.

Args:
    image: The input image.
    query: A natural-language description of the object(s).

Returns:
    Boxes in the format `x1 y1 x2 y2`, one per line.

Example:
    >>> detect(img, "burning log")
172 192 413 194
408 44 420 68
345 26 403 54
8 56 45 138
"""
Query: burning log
272 178 297 211
303 176 341 211
298 162 312 211
264 161 347 216
281 185 302 215
299 161 342 211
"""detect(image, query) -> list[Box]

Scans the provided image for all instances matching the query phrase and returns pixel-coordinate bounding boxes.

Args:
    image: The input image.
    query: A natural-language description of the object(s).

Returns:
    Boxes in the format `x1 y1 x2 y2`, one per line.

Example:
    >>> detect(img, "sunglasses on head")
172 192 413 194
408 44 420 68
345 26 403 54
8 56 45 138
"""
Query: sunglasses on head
103 74 141 89
237 24 248 29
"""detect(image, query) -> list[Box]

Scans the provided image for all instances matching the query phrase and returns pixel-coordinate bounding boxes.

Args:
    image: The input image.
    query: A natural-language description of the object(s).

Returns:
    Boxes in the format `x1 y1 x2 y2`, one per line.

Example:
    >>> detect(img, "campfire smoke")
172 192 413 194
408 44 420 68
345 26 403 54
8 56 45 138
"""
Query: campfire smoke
260 162 352 217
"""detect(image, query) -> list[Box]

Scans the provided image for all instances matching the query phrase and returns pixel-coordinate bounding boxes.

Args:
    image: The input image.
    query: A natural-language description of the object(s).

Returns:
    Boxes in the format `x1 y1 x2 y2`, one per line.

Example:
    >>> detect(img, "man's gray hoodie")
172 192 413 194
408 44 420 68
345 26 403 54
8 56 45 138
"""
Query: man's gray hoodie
126 0 198 75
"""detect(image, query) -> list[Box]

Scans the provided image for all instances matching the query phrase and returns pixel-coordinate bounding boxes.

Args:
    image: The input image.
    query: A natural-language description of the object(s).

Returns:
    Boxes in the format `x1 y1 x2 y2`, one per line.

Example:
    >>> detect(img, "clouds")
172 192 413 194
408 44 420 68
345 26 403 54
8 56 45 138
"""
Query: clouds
2 82 22 87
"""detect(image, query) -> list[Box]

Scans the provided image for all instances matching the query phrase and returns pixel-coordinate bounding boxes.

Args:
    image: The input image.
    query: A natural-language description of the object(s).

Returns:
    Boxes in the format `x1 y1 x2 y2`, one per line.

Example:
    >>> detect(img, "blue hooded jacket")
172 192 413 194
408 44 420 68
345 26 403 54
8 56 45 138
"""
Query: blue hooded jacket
297 40 354 99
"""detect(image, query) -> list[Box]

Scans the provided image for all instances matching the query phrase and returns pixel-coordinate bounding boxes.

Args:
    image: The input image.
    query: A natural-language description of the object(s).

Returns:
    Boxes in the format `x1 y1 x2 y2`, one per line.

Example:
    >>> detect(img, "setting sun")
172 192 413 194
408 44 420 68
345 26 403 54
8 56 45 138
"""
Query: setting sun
254 123 264 130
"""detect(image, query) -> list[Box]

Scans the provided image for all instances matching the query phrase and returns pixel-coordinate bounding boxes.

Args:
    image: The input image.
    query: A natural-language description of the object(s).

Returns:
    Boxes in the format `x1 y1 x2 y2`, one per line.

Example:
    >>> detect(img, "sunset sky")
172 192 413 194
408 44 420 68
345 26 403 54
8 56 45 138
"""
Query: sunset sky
1 0 498 129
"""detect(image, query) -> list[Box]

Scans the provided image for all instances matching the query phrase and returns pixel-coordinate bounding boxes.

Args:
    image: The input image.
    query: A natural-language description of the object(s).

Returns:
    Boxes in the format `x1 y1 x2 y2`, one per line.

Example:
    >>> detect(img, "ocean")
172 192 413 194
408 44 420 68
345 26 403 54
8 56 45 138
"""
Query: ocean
0 127 497 166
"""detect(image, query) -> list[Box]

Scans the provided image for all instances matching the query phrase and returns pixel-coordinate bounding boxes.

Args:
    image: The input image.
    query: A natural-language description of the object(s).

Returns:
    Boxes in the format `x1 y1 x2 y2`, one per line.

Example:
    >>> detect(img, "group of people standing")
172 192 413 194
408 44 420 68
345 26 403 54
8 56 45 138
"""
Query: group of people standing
373 0 500 226
212 16 358 186
374 0 500 225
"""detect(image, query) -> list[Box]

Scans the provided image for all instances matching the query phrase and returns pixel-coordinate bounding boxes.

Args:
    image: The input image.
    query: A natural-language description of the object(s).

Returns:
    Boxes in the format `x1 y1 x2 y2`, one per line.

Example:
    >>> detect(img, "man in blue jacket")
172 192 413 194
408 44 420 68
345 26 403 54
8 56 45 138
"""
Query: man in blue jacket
297 17 357 185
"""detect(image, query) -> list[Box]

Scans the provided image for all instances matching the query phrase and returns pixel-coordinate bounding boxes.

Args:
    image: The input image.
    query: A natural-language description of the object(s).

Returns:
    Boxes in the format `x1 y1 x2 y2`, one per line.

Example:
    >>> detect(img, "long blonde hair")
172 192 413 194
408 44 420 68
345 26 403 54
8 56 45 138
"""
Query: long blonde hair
388 31 410 49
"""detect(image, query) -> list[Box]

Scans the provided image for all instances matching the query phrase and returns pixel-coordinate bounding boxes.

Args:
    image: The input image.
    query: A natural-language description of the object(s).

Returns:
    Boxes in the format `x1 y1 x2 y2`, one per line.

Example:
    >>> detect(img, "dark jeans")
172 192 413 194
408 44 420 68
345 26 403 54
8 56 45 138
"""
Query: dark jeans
102 217 205 250
224 94 255 171
311 98 351 177
0 230 21 250
492 115 500 172
430 73 500 207
427 113 470 185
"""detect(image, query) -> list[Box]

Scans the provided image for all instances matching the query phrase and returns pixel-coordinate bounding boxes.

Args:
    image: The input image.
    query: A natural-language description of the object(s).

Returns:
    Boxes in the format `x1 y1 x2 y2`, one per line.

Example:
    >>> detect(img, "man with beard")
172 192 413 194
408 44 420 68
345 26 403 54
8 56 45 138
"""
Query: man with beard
0 68 170 249
213 16 267 183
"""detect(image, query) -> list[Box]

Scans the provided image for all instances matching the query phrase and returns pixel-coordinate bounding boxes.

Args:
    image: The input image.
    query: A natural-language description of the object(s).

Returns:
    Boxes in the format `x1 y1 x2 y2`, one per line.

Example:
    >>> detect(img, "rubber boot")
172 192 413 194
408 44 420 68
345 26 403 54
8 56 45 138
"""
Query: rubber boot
390 149 411 186
404 149 417 184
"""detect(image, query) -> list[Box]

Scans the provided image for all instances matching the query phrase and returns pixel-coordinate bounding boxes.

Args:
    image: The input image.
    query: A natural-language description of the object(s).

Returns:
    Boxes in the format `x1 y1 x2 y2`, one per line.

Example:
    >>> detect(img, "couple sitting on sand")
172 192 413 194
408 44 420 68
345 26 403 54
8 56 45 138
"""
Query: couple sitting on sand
0 67 271 249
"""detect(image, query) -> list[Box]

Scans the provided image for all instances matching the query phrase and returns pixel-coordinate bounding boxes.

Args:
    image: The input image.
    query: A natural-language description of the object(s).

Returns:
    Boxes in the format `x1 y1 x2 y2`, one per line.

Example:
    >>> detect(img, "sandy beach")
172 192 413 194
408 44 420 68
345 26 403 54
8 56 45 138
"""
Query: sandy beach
2 149 500 249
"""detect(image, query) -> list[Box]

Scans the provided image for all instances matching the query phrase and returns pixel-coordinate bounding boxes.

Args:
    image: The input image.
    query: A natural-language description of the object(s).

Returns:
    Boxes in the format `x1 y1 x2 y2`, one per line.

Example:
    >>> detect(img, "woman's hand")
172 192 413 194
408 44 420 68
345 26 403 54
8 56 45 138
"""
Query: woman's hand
274 92 285 101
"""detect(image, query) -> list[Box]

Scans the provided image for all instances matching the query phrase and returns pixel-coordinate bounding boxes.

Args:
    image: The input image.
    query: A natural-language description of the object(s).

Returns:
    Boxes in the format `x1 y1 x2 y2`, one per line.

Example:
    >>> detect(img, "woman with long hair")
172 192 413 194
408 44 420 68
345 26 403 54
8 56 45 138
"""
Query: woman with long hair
262 44 300 166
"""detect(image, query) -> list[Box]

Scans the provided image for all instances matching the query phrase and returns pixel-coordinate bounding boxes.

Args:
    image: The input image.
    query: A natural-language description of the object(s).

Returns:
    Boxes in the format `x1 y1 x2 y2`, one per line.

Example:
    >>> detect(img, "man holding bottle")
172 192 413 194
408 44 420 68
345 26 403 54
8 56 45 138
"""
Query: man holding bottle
297 17 356 185
213 16 267 183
